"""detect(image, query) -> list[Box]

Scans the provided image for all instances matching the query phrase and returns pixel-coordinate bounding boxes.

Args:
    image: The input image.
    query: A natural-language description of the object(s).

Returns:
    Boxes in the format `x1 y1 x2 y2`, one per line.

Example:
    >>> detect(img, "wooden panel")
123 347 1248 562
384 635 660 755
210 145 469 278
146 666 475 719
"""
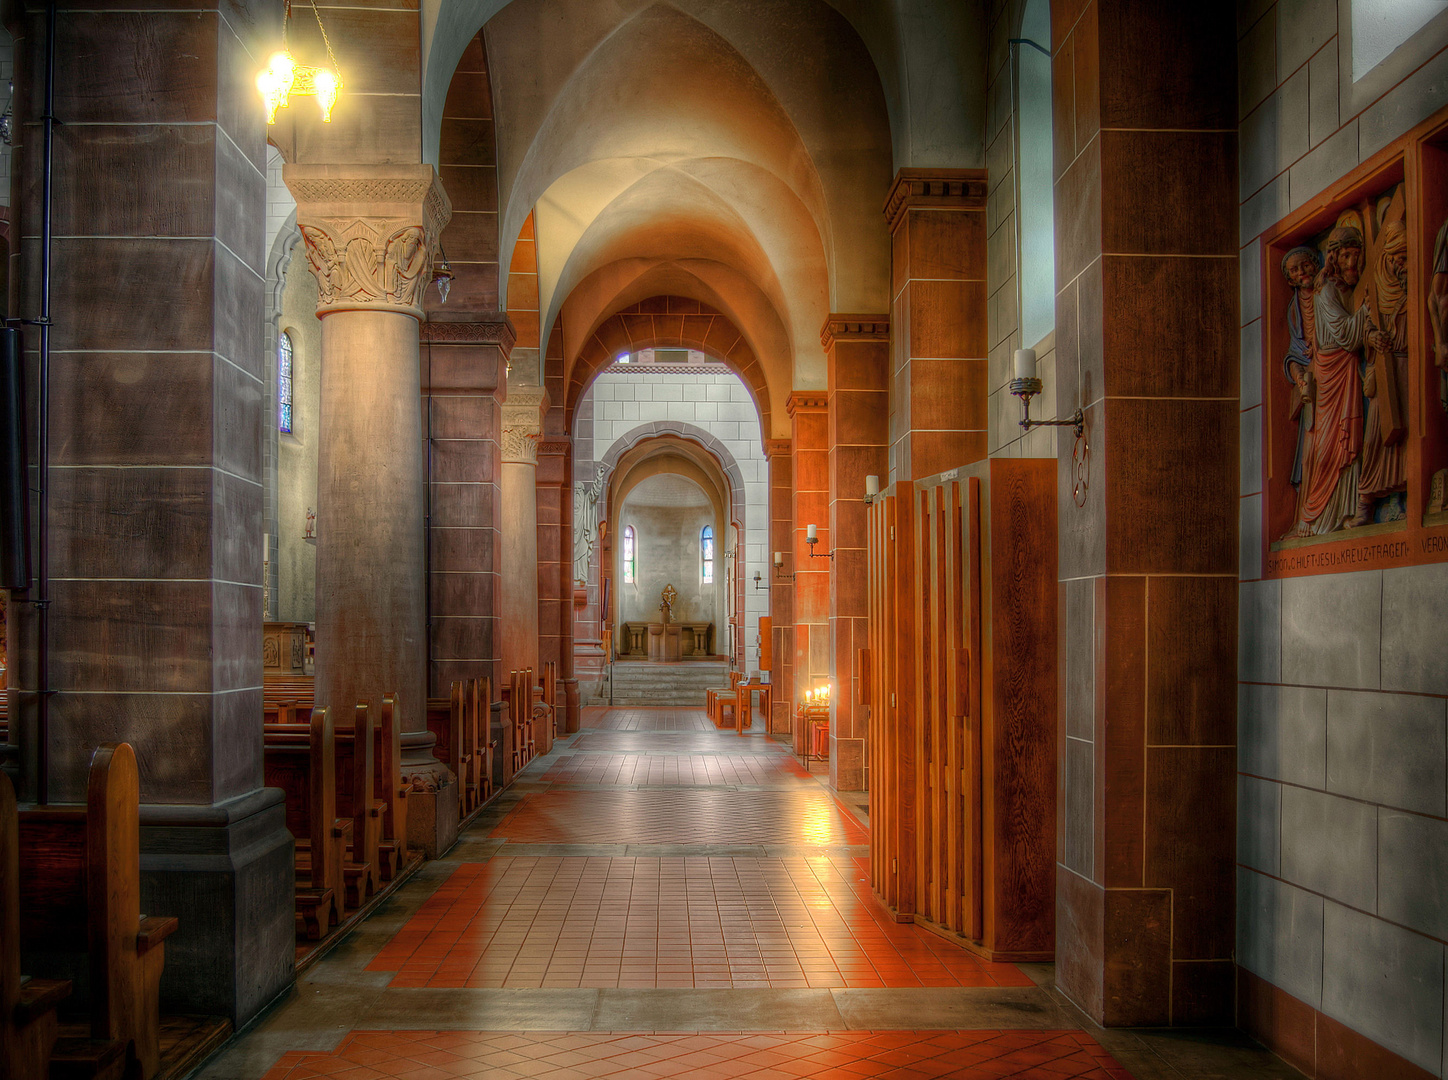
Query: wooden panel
865 462 1055 960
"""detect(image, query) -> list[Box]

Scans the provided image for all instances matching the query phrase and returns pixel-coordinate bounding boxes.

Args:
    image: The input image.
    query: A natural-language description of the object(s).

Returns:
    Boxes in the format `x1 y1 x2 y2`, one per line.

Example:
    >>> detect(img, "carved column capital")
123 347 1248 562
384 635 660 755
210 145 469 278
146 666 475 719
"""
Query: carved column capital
283 164 453 320
501 386 548 466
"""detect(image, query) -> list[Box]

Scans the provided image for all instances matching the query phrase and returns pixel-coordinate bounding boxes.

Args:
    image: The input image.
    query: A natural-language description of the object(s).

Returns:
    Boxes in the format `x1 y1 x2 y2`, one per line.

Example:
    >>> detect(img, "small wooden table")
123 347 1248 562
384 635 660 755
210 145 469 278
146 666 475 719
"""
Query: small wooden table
799 704 830 769
734 680 773 735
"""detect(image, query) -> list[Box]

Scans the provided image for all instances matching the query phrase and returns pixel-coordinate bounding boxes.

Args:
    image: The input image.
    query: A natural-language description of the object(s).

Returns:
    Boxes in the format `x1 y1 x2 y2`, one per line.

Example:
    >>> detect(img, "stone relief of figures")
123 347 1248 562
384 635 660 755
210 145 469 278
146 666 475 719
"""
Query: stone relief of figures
573 463 607 587
1428 215 1448 512
298 220 434 311
1278 185 1409 541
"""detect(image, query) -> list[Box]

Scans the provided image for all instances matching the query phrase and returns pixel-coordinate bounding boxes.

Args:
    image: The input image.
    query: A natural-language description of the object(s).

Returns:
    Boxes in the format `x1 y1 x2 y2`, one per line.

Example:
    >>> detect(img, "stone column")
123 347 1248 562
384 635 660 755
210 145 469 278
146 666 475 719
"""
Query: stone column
765 440 793 733
1050 0 1238 1027
885 169 989 481
284 164 454 837
823 316 889 790
788 394 829 757
501 385 546 694
3 2 293 1024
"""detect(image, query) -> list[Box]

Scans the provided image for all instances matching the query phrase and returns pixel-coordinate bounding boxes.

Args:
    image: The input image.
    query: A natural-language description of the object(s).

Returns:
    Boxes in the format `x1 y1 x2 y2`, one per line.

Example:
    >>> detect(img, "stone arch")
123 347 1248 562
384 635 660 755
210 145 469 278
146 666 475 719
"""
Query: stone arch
566 297 771 447
598 422 747 531
597 423 751 666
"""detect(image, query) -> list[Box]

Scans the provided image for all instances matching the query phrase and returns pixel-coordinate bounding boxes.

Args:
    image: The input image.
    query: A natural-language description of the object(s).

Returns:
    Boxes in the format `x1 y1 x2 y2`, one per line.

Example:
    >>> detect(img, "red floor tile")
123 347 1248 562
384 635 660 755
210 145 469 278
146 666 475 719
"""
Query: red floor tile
260 1030 1135 1080
367 857 1033 991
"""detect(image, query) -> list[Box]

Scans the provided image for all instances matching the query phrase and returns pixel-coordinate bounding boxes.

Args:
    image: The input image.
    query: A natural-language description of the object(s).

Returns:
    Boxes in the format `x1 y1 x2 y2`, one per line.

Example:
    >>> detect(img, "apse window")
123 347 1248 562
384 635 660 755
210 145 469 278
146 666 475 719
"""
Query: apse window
1353 0 1448 80
701 525 714 584
622 525 636 584
278 330 295 434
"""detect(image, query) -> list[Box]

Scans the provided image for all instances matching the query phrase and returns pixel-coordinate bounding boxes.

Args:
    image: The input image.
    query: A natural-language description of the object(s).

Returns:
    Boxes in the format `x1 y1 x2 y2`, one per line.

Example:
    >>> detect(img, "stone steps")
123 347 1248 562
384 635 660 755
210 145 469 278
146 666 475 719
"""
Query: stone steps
608 662 732 705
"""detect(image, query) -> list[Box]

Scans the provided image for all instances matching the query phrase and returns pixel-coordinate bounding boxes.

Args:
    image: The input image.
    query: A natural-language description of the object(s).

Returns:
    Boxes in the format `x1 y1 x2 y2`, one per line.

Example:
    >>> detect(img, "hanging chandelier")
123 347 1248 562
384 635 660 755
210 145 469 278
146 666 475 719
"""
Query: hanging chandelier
257 0 343 124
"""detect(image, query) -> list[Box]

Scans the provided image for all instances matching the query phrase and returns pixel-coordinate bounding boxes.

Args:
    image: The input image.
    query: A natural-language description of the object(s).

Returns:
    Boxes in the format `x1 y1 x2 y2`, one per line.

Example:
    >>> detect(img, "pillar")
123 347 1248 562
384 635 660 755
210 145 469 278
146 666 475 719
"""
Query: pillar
285 164 456 854
823 317 890 790
536 435 573 737
501 385 545 696
765 440 793 732
4 2 293 1023
423 318 511 702
1051 0 1238 1027
788 394 829 757
885 169 989 481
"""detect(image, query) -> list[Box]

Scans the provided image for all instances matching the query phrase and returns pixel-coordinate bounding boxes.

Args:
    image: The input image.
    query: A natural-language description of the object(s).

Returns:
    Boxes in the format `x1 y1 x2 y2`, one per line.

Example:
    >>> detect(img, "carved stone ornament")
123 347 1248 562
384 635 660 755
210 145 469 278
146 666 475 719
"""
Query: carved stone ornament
501 386 548 466
283 164 452 319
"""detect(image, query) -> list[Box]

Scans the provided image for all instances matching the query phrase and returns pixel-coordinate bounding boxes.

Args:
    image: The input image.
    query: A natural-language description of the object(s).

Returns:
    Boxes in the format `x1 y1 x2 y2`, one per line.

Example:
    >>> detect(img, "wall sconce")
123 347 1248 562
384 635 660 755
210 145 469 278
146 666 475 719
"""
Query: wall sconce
1010 348 1083 438
772 550 795 582
752 570 769 592
805 524 833 560
257 0 344 124
863 475 880 506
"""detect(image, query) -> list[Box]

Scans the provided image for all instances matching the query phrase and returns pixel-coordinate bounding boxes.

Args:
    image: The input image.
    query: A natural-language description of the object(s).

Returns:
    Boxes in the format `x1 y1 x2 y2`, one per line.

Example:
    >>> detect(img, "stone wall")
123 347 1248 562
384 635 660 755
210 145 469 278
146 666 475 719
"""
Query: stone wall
1237 2 1448 1073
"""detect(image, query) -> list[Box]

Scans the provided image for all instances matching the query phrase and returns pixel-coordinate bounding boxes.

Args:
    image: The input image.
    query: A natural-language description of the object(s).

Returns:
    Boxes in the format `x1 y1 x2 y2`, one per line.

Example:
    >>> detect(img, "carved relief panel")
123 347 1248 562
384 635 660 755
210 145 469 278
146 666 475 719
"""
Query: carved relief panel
1261 106 1448 576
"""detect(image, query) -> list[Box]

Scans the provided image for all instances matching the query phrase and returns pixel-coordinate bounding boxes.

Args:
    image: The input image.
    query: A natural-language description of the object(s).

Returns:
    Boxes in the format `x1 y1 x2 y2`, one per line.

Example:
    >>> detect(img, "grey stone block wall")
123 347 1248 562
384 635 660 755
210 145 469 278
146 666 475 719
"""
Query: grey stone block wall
1237 5 1448 1074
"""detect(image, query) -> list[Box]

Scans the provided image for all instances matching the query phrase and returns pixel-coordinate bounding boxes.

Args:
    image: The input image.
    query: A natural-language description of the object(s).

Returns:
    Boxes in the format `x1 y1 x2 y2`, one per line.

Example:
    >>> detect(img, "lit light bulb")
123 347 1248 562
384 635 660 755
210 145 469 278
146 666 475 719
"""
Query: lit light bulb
257 52 296 124
313 66 339 122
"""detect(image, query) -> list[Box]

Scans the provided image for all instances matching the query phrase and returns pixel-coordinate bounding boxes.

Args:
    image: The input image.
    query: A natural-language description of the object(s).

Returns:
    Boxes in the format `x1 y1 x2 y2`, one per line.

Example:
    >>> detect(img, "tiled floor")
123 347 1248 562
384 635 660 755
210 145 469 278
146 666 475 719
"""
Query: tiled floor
198 705 1302 1080
368 856 1032 989
261 1029 1136 1080
488 789 869 846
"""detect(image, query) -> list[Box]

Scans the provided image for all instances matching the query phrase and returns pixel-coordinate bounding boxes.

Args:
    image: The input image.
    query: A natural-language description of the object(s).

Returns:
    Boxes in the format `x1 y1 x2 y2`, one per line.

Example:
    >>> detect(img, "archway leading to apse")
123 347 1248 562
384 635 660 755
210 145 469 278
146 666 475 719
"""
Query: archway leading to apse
562 296 772 445
592 424 752 671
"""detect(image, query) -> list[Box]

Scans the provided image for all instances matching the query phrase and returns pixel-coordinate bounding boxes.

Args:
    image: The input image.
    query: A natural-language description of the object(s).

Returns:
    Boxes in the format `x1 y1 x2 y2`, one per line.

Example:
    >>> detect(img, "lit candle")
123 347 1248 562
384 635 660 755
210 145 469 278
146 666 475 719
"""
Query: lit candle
864 475 880 497
806 524 818 542
1013 348 1037 381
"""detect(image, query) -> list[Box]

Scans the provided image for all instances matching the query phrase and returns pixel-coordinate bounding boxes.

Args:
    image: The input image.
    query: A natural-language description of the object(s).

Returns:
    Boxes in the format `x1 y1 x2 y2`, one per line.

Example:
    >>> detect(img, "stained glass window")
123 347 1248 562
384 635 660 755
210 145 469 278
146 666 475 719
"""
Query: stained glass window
622 525 636 584
278 331 295 434
701 525 714 584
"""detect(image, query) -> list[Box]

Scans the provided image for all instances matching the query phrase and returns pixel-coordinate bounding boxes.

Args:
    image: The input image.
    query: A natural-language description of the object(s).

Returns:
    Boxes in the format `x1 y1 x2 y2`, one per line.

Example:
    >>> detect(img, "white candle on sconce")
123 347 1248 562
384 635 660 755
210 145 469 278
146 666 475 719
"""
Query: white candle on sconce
263 533 269 563
773 551 783 567
1013 348 1037 381
806 524 818 542
864 475 880 498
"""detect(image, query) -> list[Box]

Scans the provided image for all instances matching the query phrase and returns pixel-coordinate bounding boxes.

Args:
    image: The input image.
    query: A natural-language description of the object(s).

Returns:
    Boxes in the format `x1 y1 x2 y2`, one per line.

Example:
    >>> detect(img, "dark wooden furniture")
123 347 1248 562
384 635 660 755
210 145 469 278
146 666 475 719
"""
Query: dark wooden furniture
263 707 342 938
1 770 73 1080
735 679 772 735
375 694 410 880
17 744 178 1080
707 671 740 728
866 459 1056 962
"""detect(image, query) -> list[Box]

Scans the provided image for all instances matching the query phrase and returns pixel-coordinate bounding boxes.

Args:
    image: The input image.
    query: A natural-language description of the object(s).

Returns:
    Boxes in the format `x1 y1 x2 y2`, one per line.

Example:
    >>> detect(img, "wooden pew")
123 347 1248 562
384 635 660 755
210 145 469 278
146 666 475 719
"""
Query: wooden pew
455 681 478 815
18 744 178 1080
426 693 463 816
2 770 76 1080
475 679 496 803
374 694 409 881
263 673 315 706
540 661 558 741
263 708 342 938
333 703 383 905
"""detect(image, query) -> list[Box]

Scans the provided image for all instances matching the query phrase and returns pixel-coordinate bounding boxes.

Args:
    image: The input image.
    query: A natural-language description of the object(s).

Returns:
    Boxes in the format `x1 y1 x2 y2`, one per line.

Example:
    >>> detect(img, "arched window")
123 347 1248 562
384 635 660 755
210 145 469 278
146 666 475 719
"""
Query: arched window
701 525 714 584
278 330 295 434
622 525 636 584
1015 0 1055 348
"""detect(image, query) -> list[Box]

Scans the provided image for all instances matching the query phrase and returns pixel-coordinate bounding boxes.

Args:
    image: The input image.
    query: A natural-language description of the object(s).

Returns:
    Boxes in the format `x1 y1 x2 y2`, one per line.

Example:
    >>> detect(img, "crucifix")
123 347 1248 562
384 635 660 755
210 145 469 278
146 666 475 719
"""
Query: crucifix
659 583 678 624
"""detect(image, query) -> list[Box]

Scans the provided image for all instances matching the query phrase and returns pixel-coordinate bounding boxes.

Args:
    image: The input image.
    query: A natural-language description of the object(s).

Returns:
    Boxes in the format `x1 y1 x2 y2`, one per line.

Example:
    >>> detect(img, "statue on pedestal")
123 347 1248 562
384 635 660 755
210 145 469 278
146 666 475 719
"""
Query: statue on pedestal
659 583 677 624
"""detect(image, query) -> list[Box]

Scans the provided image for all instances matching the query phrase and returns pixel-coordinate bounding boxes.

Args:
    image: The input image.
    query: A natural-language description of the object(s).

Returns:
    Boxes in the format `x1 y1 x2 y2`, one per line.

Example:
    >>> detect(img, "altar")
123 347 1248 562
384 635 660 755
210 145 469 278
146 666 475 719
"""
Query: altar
618 583 715 659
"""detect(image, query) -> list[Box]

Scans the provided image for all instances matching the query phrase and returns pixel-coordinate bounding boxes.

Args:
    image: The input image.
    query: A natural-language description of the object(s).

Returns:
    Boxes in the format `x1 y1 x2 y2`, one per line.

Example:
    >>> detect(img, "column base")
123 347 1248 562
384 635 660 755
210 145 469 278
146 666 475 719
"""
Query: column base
138 789 296 1026
405 783 460 858
400 729 459 857
561 678 581 733
829 735 866 791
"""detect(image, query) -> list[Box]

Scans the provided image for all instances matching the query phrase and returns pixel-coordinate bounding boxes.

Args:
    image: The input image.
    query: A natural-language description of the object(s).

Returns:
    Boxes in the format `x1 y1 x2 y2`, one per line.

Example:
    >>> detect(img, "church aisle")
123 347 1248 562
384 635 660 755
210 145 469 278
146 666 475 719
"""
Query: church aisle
194 708 1300 1080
